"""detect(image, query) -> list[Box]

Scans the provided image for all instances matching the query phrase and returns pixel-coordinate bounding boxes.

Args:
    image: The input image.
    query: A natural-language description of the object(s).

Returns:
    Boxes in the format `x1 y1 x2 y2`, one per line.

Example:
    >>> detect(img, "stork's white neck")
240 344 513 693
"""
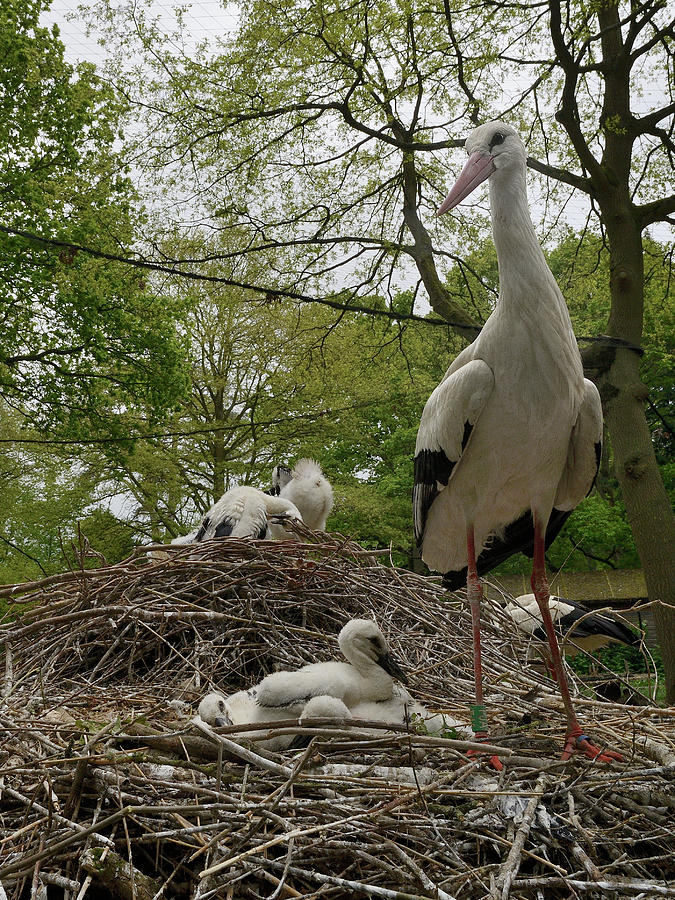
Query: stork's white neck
488 167 569 323
482 162 584 386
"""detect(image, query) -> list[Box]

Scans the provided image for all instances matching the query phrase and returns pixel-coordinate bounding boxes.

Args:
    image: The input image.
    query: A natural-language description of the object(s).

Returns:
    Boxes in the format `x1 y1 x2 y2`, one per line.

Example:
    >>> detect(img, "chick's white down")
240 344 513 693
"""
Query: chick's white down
171 458 332 547
275 459 334 531
255 618 406 711
197 619 469 748
172 486 302 545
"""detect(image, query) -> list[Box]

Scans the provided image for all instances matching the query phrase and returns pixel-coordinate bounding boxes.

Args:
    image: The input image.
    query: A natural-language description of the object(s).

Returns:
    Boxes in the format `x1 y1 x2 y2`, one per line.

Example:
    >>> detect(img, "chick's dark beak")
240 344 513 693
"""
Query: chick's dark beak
377 651 408 685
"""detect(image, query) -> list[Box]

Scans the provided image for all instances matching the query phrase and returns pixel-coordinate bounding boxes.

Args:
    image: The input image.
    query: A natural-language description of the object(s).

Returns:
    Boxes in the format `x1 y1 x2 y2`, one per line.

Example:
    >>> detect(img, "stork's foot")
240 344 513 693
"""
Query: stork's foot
562 727 623 763
468 732 504 771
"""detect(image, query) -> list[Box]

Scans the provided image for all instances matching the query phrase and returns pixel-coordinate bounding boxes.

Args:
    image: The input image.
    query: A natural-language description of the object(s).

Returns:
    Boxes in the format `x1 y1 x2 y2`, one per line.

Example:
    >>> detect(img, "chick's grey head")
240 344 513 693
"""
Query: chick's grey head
272 464 292 492
338 619 408 684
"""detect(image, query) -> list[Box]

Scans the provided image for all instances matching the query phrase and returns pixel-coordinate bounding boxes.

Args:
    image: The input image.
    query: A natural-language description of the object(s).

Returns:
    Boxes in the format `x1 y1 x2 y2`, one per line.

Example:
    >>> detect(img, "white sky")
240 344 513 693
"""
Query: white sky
44 0 239 64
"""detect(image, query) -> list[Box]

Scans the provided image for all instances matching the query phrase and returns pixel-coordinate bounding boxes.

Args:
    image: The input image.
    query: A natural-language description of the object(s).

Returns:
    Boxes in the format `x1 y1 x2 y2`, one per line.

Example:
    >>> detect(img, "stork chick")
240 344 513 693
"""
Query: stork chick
274 458 334 531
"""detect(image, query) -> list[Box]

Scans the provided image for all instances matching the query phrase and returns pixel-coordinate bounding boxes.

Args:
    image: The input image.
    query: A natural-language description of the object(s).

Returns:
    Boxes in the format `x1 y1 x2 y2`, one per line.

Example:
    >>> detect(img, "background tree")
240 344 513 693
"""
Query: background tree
88 258 457 555
0 0 188 440
0 402 105 582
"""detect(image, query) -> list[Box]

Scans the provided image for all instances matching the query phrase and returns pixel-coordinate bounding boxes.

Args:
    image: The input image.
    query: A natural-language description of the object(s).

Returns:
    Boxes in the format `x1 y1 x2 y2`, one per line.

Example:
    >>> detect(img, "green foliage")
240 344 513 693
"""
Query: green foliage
91 258 461 547
3 223 671 580
568 642 663 680
0 402 138 585
568 642 666 704
0 0 188 439
0 404 97 582
76 508 136 565
329 482 412 567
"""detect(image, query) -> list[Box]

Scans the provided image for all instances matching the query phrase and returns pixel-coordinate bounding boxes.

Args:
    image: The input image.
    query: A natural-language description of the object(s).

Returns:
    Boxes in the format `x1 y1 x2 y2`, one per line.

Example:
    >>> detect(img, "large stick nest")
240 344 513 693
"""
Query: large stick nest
1 526 673 899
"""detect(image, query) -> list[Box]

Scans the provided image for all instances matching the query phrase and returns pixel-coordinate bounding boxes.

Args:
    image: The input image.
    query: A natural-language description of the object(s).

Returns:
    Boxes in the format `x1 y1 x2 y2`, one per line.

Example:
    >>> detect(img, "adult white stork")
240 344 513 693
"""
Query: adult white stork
413 120 616 764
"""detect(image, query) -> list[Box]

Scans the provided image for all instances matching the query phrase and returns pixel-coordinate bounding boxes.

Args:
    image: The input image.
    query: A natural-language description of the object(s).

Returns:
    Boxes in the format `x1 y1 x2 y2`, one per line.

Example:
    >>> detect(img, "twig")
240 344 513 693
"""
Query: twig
493 773 549 899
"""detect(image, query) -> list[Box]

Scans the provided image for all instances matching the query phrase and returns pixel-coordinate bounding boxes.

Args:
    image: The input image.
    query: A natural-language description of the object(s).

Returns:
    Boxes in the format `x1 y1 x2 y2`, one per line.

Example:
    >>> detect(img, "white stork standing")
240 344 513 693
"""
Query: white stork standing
413 121 618 764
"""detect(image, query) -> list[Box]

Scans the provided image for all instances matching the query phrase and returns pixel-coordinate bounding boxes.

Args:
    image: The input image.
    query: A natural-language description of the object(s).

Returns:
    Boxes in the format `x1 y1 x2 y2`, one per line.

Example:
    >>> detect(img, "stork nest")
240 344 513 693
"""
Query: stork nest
0 524 673 900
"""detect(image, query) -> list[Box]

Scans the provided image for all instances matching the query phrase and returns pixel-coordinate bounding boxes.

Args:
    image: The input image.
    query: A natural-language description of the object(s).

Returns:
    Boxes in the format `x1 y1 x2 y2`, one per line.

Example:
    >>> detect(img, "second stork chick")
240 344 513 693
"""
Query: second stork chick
268 458 333 532
172 486 302 545
255 618 407 713
197 619 408 750
506 593 640 658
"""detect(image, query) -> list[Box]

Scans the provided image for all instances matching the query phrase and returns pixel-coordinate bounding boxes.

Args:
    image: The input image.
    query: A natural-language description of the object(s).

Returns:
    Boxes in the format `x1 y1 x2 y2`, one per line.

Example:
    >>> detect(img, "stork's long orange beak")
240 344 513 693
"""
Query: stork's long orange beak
437 151 496 215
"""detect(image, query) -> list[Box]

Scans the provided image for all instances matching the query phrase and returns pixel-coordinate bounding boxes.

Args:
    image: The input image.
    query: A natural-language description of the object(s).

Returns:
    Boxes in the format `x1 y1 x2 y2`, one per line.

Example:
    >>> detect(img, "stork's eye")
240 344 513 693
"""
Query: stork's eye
490 131 505 148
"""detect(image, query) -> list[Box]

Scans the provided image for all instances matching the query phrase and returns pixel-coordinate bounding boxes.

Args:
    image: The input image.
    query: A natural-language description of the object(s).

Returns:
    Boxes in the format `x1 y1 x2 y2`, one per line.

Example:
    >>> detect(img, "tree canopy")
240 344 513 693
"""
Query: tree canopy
2 229 671 585
0 0 188 439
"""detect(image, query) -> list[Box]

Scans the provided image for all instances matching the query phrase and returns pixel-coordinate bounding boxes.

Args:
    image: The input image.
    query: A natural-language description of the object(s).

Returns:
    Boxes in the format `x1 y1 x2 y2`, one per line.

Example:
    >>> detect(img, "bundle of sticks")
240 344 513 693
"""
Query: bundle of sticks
1 527 673 899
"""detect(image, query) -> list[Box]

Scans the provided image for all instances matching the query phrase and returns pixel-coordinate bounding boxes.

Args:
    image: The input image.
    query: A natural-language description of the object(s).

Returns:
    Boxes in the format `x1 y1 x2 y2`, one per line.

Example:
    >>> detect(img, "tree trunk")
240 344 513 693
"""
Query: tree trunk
212 388 226 500
596 189 675 703
553 0 675 703
601 353 675 703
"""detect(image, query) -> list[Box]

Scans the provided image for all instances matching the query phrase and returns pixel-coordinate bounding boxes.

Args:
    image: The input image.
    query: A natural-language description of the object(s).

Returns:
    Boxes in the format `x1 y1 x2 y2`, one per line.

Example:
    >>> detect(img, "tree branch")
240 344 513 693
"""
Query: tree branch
636 193 675 228
526 155 594 195
0 225 459 329
548 0 605 183
3 345 87 367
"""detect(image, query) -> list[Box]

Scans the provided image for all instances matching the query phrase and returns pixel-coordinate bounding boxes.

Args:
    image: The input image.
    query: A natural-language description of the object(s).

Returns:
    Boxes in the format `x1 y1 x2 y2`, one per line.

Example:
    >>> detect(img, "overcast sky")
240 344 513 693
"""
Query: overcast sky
44 0 239 65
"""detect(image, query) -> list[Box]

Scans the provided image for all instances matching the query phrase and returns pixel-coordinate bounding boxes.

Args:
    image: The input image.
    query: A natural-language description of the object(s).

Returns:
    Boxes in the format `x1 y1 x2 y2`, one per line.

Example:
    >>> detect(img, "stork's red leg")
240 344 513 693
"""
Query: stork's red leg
466 525 503 771
531 516 622 763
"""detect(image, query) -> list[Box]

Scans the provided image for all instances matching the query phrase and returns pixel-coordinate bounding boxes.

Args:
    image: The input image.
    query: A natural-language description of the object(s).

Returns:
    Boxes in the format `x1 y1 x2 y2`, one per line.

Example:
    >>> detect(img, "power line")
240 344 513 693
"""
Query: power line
0 224 468 329
2 223 646 354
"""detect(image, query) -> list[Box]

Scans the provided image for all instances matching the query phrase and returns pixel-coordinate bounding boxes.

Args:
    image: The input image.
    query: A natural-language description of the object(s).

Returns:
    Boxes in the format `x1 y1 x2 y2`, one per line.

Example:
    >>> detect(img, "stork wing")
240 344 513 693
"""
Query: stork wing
231 500 269 539
545 600 639 647
413 359 494 545
554 379 603 510
442 379 602 589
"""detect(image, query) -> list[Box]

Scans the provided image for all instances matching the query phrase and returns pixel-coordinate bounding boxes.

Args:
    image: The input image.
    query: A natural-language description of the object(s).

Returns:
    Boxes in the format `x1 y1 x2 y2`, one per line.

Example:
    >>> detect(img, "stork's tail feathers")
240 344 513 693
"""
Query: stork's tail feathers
441 507 572 591
291 458 325 480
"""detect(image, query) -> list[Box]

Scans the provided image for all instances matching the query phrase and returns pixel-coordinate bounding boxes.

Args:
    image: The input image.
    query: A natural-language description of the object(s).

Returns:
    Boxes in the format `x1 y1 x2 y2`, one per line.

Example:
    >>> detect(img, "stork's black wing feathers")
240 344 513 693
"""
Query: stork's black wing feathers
442 431 602 591
531 596 640 646
441 506 571 590
413 448 457 547
194 516 211 542
213 517 235 538
413 422 473 547
413 359 494 549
